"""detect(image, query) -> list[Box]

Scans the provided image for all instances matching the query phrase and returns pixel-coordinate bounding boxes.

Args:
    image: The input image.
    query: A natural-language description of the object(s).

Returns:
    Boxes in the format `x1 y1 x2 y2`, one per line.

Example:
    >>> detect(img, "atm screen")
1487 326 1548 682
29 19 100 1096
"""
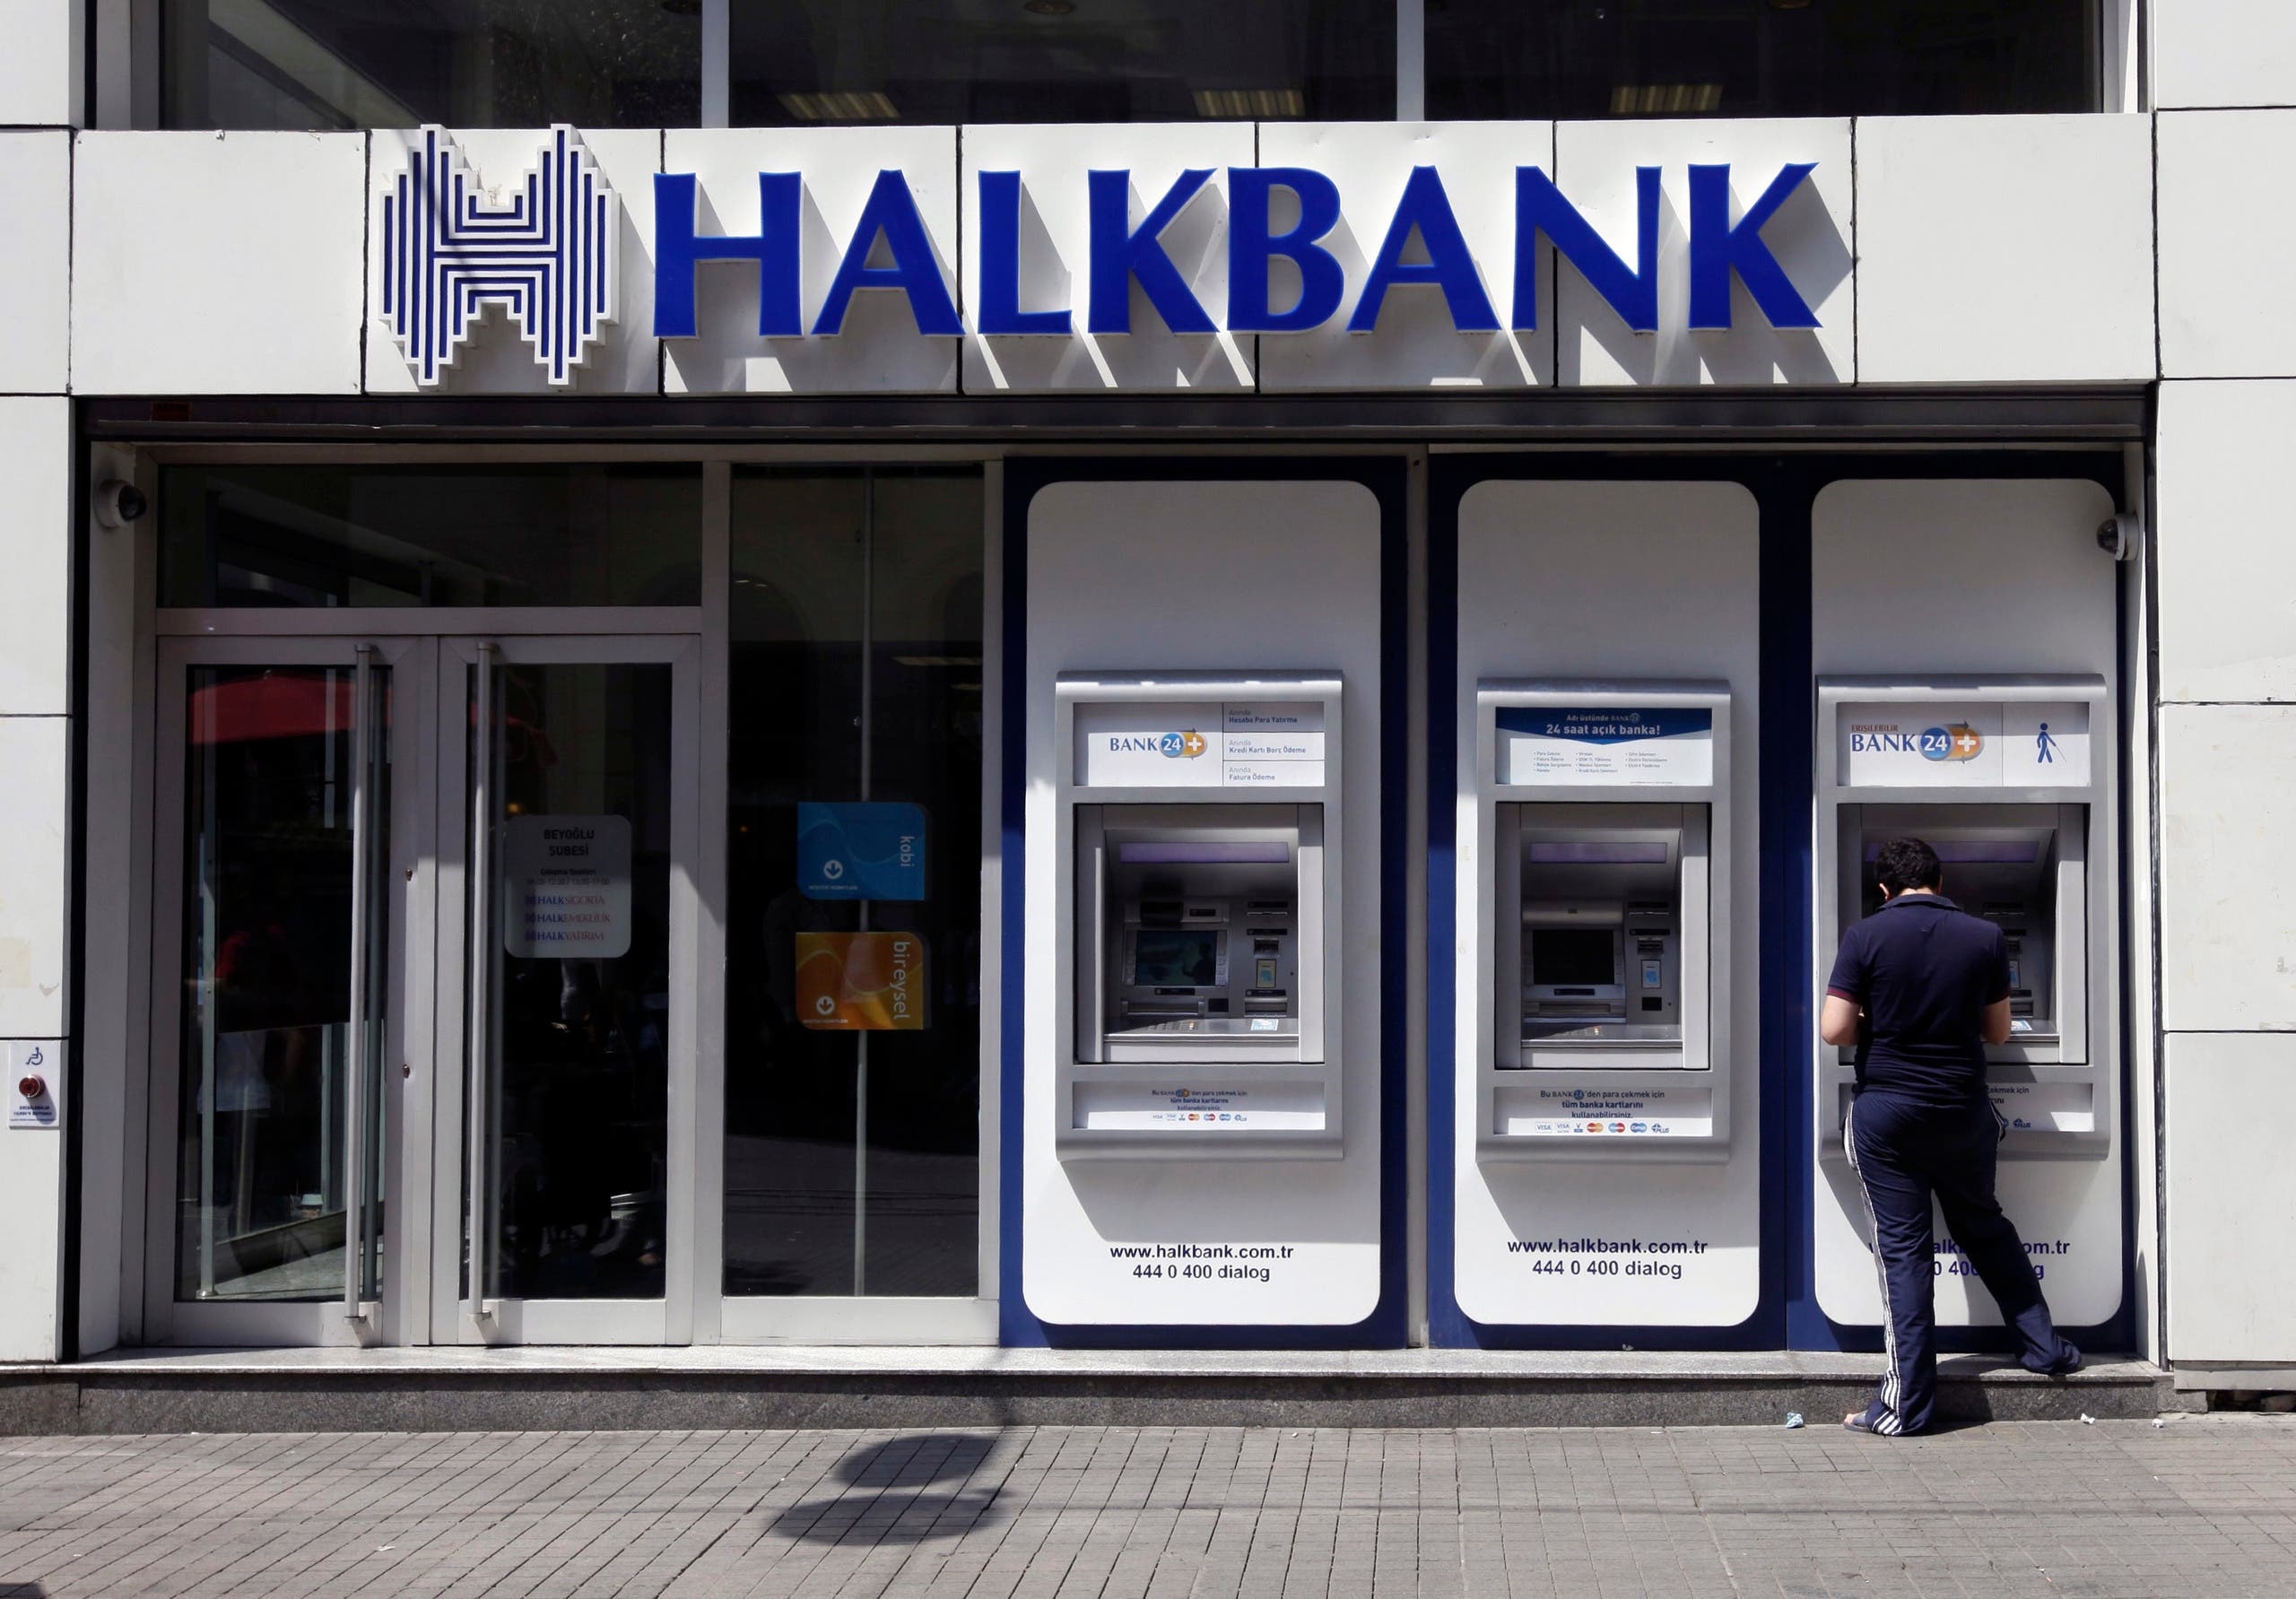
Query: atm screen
1531 927 1616 986
1132 930 1223 986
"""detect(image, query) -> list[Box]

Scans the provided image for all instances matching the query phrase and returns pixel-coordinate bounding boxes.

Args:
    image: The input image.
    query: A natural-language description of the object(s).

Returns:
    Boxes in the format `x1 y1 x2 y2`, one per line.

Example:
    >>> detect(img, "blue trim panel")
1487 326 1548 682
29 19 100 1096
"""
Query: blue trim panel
997 456 1411 1350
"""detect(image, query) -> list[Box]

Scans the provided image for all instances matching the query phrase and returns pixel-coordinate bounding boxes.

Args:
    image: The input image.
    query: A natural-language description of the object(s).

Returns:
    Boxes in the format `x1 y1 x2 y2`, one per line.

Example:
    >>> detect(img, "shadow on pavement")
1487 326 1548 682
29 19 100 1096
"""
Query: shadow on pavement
768 1432 1007 1546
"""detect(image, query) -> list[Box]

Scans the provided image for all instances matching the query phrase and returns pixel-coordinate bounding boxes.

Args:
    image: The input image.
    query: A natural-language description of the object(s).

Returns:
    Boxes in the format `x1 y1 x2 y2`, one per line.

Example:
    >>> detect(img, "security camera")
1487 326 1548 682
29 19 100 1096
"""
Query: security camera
94 479 146 530
2096 513 2141 561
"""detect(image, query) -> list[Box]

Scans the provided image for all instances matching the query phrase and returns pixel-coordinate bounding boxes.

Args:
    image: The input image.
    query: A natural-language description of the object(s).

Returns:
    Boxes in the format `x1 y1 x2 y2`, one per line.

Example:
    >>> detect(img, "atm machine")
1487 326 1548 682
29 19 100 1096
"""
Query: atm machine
1816 675 2114 1157
1472 681 1733 1158
1054 671 1343 1155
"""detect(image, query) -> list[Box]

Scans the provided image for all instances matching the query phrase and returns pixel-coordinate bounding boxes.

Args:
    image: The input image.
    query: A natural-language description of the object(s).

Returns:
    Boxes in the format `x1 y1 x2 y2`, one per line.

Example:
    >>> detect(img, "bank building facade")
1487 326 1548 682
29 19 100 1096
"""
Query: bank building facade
0 0 2288 1427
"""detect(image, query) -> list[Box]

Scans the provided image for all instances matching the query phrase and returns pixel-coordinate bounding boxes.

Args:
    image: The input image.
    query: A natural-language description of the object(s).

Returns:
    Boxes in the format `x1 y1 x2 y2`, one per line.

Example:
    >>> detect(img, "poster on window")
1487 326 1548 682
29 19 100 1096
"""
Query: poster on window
503 814 632 959
796 930 928 1030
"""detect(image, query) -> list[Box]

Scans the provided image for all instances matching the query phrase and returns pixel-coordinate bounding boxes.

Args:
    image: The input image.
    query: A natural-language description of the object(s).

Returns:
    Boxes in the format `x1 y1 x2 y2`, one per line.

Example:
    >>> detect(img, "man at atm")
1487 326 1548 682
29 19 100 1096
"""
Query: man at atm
1821 837 2083 1437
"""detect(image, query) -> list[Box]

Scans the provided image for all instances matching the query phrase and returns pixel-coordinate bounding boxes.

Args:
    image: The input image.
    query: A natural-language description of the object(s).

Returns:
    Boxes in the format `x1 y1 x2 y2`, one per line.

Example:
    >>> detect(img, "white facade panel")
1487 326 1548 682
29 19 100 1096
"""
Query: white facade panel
0 399 71 717
2155 380 2296 701
960 122 1255 393
1022 479 1383 1325
0 133 71 395
2158 111 2296 378
0 0 79 127
1552 118 1853 387
1254 122 1554 391
2159 702 2296 1032
2165 1032 2296 1363
0 714 67 1038
71 131 366 395
1811 477 2125 1331
1453 481 1761 1325
2156 0 2296 109
662 126 959 395
365 127 662 396
1853 115 2154 384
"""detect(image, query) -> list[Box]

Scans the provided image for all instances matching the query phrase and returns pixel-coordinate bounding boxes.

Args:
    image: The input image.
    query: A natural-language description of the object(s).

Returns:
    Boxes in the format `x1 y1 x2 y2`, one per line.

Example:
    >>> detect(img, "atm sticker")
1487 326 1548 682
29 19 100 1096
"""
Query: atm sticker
1838 702 2090 788
1495 707 1713 787
1076 700 1326 788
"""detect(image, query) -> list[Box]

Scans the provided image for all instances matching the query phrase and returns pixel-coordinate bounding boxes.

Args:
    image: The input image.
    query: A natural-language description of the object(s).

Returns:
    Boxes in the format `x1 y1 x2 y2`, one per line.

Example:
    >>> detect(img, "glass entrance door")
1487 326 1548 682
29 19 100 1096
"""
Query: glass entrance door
147 638 417 1346
430 637 700 1344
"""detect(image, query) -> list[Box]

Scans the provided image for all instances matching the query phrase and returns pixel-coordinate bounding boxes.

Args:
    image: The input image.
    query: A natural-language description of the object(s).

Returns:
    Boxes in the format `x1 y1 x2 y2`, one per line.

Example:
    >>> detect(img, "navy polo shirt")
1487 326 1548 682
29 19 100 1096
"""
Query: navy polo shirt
1826 893 2012 1108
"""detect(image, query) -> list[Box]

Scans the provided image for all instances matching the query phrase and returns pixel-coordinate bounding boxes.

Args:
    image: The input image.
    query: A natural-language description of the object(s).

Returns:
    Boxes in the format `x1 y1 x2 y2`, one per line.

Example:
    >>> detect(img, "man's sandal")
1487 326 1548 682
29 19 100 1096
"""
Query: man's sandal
1842 1412 1886 1435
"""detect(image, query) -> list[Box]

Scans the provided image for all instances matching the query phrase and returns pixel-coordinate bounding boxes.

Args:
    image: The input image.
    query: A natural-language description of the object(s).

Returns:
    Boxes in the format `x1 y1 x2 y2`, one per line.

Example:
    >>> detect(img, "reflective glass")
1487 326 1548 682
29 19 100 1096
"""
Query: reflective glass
724 468 984 1298
466 659 675 1301
731 0 1392 126
176 664 387 1302
162 0 700 129
161 465 702 610
1426 0 2098 120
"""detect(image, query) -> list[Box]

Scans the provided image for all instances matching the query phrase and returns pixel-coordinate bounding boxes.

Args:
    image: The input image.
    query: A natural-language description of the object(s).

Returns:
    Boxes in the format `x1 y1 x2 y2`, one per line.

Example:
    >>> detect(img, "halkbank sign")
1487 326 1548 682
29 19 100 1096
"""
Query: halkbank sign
380 125 1826 387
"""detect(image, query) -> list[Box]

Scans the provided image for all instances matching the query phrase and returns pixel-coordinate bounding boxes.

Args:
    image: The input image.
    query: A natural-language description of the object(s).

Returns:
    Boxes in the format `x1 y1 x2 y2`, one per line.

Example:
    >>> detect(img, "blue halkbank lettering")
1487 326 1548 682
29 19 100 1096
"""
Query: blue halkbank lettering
650 161 1821 340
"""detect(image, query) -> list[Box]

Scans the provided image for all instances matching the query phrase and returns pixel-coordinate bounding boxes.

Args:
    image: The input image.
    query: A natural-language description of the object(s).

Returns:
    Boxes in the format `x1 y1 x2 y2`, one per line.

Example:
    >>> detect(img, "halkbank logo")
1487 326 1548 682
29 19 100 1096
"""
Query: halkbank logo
380 126 621 386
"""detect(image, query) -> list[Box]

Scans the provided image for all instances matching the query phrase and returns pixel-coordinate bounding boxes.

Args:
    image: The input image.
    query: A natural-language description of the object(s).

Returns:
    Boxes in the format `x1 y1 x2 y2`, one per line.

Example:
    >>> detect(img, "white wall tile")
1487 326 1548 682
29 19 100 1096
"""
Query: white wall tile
2159 703 2296 1031
72 132 366 395
1254 122 1552 392
959 122 1253 393
663 126 957 395
0 400 70 717
1554 118 1852 386
0 0 79 127
1854 115 2153 384
0 715 66 1037
2166 1032 2296 1363
0 133 70 395
365 127 661 396
2159 111 2296 378
2157 0 2296 109
2155 380 2296 702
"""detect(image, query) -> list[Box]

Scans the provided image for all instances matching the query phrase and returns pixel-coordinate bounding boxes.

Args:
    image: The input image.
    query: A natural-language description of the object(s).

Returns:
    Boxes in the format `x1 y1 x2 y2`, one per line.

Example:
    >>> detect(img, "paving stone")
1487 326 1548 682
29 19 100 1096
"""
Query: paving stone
1 1417 2293 1595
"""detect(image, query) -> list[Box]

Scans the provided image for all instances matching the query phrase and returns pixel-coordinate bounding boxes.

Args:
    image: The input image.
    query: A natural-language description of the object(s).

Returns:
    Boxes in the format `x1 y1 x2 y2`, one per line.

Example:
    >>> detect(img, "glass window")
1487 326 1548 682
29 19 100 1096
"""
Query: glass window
731 0 1392 126
160 465 702 609
1426 0 2098 120
162 0 700 130
725 468 984 1298
176 662 387 1302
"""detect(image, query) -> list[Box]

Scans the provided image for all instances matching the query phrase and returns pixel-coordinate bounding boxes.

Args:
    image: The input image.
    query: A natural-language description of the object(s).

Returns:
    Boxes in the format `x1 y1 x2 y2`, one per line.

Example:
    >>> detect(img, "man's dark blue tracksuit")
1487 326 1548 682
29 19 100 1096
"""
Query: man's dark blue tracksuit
1827 893 2081 1435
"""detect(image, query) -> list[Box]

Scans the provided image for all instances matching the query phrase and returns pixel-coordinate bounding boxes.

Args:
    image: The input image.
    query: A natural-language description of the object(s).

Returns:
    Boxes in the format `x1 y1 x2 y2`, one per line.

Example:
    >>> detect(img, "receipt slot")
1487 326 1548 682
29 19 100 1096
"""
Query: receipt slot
1055 672 1343 1155
1817 676 2114 1158
1474 682 1732 1158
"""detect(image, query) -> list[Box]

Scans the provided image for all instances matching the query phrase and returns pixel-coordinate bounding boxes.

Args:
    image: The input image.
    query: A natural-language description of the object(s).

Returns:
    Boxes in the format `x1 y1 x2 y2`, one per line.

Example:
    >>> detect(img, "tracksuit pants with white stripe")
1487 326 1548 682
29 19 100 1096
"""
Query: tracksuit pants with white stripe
1845 1091 2082 1436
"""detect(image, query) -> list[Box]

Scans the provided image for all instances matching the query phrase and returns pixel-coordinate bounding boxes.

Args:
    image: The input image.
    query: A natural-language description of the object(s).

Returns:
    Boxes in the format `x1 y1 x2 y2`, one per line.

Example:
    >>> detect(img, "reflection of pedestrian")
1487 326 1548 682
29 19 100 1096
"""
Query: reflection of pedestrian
2035 722 2057 764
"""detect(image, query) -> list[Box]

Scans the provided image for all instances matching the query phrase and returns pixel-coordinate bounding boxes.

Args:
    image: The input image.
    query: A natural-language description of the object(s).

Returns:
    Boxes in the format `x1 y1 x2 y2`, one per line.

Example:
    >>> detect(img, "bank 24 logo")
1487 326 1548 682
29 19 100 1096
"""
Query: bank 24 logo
1160 731 1207 759
1920 723 1984 762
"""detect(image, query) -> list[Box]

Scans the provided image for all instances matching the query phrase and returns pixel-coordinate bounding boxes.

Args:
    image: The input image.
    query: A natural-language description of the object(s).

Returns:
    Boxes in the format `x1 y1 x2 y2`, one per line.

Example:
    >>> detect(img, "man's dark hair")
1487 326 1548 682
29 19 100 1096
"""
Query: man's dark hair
1875 837 1944 896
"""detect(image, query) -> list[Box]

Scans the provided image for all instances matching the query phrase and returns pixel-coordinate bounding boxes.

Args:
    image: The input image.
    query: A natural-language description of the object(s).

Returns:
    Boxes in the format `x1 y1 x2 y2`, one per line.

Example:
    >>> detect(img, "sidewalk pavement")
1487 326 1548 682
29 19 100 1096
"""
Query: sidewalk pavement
3 1416 2292 1597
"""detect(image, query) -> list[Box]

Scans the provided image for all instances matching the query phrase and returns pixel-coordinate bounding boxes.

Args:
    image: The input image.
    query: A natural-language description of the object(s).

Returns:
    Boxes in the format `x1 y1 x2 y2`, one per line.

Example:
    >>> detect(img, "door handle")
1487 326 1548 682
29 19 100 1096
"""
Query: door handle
343 644 381 1323
467 643 501 1320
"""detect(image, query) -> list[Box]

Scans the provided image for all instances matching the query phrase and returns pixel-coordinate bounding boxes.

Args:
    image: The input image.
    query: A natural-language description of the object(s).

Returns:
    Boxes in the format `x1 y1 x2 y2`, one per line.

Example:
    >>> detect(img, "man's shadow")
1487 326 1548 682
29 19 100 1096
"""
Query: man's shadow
768 1433 1007 1546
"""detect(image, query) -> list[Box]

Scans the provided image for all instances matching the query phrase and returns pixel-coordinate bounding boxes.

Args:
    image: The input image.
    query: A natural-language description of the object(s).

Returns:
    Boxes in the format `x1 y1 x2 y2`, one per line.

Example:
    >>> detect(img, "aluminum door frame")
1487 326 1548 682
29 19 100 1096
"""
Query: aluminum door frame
142 634 438 1348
